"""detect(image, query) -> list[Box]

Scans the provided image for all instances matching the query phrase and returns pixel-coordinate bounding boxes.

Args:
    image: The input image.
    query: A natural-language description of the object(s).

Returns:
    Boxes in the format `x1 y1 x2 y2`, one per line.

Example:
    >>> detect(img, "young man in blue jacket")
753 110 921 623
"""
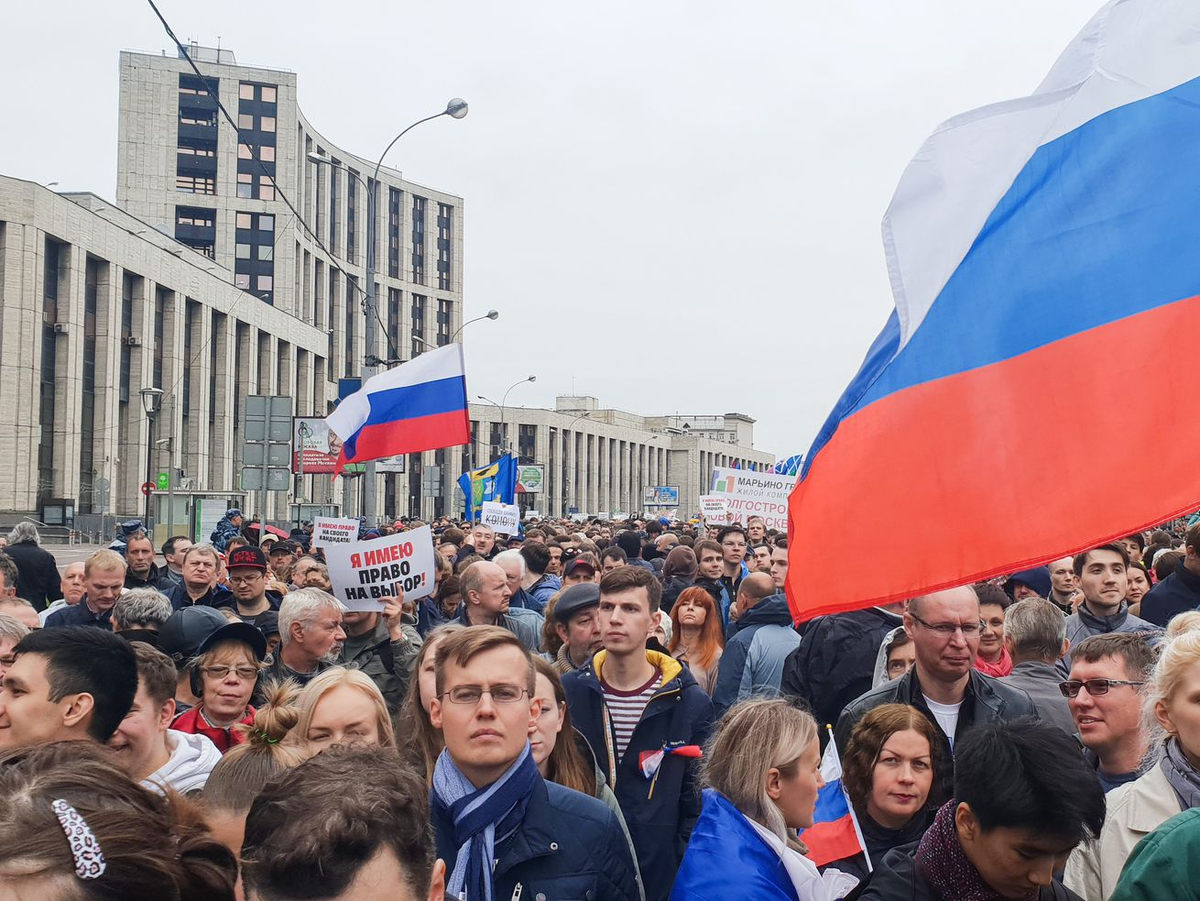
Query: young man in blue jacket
429 624 639 901
563 565 714 901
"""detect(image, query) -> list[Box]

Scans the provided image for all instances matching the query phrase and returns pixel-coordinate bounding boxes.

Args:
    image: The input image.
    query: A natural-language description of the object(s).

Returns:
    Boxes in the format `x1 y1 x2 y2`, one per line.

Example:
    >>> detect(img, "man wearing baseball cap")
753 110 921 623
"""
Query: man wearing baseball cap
268 540 300 585
552 583 603 674
563 555 600 587
214 546 280 631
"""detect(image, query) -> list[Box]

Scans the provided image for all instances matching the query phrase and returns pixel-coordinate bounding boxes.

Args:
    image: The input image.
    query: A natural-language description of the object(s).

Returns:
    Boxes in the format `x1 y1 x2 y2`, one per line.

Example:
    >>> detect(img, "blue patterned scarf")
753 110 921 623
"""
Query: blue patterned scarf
430 742 540 901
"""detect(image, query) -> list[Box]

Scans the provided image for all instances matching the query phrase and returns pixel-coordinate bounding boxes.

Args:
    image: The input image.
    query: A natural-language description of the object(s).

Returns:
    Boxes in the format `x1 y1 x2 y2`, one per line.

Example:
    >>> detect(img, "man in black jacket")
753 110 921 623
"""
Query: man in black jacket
782 602 904 738
1140 522 1200 626
836 586 1037 798
3 523 62 611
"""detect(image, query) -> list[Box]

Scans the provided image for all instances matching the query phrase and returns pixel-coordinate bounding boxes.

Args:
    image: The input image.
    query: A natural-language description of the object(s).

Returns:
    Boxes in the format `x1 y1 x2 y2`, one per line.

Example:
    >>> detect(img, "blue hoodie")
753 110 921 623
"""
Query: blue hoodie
711 593 800 716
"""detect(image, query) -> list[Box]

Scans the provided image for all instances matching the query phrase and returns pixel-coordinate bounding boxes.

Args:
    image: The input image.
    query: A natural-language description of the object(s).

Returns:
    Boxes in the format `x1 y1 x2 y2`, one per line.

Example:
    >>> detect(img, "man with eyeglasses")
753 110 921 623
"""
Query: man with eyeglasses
835 585 1037 797
1061 632 1155 792
428 625 640 901
213 546 281 630
1058 544 1159 677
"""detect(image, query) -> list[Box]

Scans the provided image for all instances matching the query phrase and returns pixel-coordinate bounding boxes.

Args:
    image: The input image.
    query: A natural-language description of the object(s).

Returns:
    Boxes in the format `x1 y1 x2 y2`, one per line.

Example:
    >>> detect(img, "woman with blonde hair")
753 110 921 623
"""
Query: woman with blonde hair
288 666 395 757
396 622 465 781
668 586 725 695
1066 629 1200 898
672 698 844 900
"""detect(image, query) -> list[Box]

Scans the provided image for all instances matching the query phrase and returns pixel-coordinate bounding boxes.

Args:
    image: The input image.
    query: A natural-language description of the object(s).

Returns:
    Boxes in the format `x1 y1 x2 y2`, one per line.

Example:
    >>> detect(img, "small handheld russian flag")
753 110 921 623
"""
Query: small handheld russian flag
799 726 871 870
639 744 703 799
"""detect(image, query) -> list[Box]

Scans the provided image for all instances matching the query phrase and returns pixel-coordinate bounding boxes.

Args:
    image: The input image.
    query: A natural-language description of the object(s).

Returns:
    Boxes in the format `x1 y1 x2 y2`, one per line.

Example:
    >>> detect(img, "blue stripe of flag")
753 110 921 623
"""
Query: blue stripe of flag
812 779 850 824
362 375 467 429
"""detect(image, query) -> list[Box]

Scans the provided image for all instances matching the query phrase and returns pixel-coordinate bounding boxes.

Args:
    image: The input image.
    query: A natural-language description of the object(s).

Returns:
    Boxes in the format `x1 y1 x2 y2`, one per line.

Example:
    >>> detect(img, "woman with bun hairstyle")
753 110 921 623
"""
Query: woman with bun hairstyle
0 740 237 900
202 679 306 866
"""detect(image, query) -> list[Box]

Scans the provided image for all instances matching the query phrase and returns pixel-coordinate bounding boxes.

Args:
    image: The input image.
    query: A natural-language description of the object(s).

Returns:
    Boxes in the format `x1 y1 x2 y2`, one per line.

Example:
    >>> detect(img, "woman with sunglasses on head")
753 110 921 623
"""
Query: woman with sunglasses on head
1066 627 1200 899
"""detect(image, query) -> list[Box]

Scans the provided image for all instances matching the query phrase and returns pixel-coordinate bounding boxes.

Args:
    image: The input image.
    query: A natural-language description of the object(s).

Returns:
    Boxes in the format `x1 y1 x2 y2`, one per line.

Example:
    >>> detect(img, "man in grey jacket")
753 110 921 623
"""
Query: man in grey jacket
1001 597 1075 734
339 594 422 716
454 560 543 652
711 573 799 715
1058 544 1160 677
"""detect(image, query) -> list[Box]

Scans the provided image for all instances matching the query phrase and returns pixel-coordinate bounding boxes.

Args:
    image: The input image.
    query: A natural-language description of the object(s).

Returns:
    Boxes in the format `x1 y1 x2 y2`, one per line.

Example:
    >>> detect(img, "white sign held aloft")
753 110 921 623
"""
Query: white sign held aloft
699 495 731 524
325 525 436 612
311 516 360 549
708 468 797 532
480 501 521 535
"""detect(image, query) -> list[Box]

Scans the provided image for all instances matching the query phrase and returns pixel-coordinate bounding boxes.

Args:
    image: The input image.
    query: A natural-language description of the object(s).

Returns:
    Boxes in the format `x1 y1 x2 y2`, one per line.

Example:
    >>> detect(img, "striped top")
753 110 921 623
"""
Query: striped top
601 669 662 762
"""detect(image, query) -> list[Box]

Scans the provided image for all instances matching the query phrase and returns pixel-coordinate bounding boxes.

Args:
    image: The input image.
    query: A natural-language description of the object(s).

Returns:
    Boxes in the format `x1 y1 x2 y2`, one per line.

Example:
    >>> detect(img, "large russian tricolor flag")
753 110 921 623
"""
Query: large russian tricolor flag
325 344 469 475
788 0 1200 620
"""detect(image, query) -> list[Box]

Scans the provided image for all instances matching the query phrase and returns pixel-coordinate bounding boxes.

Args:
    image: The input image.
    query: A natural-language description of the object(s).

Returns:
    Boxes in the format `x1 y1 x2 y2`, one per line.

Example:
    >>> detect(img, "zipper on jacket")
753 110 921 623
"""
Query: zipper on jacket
511 883 523 901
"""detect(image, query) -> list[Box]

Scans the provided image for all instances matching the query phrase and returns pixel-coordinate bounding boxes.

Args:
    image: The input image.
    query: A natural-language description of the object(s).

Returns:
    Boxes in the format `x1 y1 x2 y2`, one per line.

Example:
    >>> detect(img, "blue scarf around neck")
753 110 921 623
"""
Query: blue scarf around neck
431 742 540 901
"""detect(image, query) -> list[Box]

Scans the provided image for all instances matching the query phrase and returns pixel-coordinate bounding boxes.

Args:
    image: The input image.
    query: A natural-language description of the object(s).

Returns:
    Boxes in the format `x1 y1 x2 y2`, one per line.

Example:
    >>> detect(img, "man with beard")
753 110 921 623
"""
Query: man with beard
262 588 346 689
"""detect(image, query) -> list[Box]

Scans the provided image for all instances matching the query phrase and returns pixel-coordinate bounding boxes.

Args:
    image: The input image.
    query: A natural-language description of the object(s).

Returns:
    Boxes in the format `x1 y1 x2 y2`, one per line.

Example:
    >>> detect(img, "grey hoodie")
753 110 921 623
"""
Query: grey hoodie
142 730 223 795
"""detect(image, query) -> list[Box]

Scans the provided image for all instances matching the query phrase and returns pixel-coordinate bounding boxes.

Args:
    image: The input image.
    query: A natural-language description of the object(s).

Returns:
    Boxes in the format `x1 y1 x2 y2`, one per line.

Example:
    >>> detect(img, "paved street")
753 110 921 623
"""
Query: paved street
45 543 107 573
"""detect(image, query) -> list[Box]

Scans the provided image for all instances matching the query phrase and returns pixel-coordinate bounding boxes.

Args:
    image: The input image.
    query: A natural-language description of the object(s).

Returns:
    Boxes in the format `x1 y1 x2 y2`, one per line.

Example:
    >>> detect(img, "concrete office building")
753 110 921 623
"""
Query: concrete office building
466 396 773 519
116 46 467 522
0 45 470 530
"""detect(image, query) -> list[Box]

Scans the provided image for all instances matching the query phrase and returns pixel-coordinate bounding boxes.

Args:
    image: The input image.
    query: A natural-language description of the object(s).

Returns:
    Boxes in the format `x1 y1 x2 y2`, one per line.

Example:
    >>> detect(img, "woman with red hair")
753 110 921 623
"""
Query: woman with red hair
668 586 725 695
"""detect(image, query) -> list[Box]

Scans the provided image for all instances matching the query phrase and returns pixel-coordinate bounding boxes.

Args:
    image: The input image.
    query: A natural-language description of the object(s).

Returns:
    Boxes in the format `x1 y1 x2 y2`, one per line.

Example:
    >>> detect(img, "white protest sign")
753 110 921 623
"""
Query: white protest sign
699 494 731 524
708 468 797 532
311 516 360 549
480 501 521 535
325 525 436 612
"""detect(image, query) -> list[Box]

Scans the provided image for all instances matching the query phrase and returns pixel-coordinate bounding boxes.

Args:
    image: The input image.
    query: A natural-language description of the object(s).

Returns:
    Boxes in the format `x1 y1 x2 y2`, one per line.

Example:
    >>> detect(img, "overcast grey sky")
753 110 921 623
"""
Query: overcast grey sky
2 1 1101 458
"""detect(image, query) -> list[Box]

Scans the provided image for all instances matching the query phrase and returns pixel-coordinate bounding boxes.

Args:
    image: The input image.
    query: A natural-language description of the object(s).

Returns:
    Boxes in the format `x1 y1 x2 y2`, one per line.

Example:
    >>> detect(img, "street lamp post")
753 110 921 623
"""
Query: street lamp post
308 98 468 529
139 387 164 532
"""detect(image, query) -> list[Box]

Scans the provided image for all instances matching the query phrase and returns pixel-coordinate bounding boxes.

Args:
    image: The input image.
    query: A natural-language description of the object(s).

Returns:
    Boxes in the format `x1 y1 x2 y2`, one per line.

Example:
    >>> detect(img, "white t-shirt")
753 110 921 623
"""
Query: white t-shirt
922 695 964 747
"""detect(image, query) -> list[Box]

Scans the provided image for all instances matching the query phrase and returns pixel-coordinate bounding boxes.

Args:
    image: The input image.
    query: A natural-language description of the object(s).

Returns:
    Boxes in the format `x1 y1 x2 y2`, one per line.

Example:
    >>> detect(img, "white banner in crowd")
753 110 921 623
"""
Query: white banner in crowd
311 516 360 549
708 468 797 532
325 525 436 612
480 501 521 535
699 494 732 524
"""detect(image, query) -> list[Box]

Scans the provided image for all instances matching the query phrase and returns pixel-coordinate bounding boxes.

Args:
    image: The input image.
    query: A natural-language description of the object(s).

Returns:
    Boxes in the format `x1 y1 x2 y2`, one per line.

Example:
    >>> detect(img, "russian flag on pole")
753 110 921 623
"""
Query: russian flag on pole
325 344 469 476
799 730 867 868
788 0 1200 621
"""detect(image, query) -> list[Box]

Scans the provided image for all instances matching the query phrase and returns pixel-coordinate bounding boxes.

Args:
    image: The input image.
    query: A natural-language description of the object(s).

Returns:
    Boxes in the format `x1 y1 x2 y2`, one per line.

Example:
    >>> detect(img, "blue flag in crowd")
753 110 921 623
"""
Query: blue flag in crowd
458 454 518 519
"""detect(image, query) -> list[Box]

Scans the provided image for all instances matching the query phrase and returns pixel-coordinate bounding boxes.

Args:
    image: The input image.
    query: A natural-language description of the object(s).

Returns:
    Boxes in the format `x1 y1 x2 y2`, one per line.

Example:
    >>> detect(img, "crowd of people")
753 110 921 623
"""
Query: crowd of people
1 513 1200 899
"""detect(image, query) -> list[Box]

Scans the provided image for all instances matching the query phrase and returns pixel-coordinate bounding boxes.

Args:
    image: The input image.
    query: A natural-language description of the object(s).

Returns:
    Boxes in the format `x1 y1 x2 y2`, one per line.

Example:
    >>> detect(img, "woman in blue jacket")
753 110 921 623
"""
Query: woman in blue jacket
671 699 852 900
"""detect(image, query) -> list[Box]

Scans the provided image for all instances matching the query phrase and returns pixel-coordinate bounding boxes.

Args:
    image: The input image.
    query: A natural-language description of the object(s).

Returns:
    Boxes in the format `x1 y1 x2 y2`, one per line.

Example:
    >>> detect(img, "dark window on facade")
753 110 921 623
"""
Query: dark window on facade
154 288 168 388
436 299 451 346
329 160 340 256
388 288 402 360
518 425 536 468
38 239 60 500
120 272 136 403
234 212 276 304
388 187 402 278
210 311 223 426
175 206 216 259
177 74 218 196
183 301 197 419
411 294 426 359
235 81 278 200
80 257 100 513
344 276 357 377
347 171 358 264
411 196 426 284
437 202 453 290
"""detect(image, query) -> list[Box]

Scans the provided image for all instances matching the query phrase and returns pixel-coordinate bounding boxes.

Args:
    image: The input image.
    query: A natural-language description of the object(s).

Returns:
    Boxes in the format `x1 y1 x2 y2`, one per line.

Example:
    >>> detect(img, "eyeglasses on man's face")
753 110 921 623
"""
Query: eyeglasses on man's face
909 613 983 637
1058 678 1145 698
441 684 530 705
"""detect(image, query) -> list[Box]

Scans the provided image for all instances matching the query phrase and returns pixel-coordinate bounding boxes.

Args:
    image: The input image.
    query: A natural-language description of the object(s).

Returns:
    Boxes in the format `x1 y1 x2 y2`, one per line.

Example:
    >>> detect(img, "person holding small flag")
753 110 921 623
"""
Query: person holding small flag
671 698 857 900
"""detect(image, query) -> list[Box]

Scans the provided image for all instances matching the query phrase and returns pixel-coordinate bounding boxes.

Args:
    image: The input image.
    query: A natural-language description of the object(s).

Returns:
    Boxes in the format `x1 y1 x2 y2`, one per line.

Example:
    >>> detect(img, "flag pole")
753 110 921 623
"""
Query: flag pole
826 724 872 873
